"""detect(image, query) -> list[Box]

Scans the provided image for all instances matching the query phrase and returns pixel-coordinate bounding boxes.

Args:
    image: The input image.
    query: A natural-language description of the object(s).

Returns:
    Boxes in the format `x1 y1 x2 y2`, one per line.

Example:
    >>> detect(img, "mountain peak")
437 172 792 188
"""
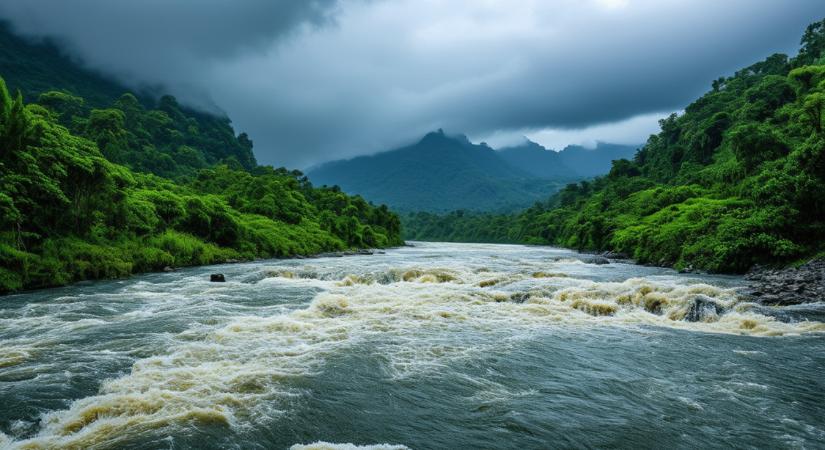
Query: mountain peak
419 128 475 147
308 129 562 212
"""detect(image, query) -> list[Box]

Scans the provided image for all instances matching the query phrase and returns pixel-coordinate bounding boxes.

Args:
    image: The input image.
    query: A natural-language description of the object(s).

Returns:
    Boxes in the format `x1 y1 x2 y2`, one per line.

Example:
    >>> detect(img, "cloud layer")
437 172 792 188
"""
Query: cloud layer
0 0 821 167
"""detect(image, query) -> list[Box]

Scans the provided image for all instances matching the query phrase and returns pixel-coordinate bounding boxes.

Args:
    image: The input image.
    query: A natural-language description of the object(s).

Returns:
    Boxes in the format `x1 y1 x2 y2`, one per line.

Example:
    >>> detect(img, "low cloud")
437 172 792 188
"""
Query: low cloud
0 0 821 168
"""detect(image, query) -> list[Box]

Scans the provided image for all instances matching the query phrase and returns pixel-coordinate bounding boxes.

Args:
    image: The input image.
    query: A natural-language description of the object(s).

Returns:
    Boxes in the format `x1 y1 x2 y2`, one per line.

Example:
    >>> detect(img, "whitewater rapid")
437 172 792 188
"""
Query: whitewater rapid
1 242 823 449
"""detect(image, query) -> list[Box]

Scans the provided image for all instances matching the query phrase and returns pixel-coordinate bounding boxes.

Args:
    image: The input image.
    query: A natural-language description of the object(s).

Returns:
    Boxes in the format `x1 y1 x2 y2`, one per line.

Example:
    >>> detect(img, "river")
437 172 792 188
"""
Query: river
1 242 824 449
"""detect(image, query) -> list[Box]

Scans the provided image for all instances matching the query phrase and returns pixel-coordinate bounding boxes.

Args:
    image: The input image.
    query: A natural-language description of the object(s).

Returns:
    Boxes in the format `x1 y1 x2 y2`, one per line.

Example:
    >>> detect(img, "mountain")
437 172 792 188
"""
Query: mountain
403 18 825 273
308 130 564 212
497 140 639 179
496 139 571 179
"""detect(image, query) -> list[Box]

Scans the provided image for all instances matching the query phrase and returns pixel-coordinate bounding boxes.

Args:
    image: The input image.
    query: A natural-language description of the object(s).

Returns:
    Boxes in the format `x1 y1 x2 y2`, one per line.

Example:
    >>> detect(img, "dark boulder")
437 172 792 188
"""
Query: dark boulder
684 295 723 322
509 292 530 304
210 274 226 282
581 256 610 265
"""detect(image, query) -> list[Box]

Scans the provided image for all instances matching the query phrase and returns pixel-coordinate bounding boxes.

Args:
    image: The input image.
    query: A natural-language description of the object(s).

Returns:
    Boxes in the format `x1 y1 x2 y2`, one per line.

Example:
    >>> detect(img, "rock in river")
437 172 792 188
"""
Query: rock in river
684 295 724 322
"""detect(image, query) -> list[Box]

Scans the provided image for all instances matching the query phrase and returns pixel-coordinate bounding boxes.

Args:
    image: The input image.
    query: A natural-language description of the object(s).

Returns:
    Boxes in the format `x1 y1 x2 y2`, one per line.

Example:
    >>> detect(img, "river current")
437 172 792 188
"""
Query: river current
1 242 824 449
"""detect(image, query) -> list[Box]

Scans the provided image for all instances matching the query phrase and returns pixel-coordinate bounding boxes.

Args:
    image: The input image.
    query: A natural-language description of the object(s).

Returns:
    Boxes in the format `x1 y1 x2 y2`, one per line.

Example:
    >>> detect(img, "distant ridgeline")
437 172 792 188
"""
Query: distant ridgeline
407 19 825 274
308 130 636 213
0 25 402 293
498 140 639 179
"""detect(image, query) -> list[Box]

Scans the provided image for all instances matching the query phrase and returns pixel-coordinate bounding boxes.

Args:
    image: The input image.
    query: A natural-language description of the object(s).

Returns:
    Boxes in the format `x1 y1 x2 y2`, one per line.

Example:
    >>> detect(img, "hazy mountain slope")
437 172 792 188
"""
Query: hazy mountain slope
0 22 130 106
308 130 563 212
498 139 639 179
557 142 640 177
497 140 573 179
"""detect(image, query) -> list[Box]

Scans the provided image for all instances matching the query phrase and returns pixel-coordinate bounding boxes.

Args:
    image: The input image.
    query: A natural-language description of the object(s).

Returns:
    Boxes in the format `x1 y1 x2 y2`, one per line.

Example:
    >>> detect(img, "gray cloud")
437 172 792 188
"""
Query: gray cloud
0 0 339 107
0 0 822 168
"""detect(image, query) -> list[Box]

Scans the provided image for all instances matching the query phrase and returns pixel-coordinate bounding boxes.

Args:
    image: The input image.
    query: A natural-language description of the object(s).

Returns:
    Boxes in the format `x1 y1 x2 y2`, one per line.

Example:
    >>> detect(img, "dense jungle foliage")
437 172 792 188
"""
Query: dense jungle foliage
405 20 825 273
0 80 402 293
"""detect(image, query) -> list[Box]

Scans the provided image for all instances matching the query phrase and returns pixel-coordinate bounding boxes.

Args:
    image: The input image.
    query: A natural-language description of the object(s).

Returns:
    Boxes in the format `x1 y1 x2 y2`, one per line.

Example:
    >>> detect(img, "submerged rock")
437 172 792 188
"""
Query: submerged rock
684 295 724 322
509 292 530 304
580 256 610 265
210 274 226 282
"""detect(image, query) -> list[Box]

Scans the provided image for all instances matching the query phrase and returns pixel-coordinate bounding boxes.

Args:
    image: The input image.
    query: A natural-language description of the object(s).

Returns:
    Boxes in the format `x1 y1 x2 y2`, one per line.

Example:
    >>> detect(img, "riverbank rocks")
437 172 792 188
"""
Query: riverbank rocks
317 249 375 258
601 251 629 259
162 266 175 272
744 259 825 305
210 274 226 282
678 264 697 274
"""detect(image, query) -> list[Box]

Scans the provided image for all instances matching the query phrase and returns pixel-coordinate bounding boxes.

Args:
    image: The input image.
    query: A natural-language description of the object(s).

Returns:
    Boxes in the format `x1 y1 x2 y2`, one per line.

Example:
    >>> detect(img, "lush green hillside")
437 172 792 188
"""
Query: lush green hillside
407 20 825 273
498 140 639 179
0 79 402 293
308 130 566 212
0 22 256 179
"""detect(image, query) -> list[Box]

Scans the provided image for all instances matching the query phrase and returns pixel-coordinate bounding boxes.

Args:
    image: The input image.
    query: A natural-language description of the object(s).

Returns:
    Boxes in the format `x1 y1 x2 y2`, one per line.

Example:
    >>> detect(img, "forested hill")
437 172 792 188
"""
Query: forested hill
0 22 126 107
0 26 403 293
0 22 256 178
406 19 825 274
308 130 568 212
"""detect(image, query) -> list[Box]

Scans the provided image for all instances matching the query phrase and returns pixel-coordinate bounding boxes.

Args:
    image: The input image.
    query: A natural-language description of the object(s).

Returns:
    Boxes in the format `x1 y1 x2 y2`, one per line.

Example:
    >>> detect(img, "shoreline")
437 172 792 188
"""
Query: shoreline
1 245 403 297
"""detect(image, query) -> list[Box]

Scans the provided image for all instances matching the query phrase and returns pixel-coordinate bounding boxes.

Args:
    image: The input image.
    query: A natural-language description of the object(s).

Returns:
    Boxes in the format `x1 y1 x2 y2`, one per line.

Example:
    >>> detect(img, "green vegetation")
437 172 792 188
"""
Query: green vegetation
403 211 521 244
0 79 401 293
405 20 825 273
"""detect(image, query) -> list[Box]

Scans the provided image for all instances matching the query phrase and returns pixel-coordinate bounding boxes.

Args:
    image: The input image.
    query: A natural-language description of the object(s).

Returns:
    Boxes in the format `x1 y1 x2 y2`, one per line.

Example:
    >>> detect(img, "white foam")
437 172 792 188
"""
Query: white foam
290 442 410 450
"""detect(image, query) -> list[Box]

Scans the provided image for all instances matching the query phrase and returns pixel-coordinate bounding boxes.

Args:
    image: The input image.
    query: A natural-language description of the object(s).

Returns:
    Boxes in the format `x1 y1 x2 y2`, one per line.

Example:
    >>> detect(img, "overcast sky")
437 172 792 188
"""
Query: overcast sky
0 0 821 168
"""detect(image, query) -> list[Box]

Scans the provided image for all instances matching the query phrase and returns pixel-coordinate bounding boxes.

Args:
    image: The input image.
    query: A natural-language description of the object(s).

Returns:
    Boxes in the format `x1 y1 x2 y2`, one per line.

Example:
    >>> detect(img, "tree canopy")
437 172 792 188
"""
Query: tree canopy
0 80 402 293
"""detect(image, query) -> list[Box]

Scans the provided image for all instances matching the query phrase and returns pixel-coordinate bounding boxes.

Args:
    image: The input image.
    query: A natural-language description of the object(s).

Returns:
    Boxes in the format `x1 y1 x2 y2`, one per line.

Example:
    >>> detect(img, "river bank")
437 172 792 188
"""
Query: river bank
744 258 825 305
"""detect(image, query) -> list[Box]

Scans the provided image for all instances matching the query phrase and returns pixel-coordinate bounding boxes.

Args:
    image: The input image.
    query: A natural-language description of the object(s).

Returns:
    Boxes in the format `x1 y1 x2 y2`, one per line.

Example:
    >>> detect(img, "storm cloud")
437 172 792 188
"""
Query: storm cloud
0 0 821 168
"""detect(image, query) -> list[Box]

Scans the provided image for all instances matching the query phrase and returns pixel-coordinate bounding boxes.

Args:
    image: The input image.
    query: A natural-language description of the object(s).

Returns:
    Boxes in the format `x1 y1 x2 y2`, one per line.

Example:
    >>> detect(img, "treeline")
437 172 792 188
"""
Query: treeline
406 20 825 273
402 211 519 244
0 80 402 293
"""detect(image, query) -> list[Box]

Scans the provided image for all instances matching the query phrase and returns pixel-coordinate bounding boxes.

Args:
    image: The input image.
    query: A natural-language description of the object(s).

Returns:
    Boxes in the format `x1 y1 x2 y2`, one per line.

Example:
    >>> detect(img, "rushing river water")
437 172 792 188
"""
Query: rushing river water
1 242 824 449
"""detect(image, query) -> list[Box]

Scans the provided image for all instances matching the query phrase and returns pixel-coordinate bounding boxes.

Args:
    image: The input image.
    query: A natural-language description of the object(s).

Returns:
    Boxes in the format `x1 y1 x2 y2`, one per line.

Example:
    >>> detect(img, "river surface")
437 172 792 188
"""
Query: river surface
1 242 824 449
